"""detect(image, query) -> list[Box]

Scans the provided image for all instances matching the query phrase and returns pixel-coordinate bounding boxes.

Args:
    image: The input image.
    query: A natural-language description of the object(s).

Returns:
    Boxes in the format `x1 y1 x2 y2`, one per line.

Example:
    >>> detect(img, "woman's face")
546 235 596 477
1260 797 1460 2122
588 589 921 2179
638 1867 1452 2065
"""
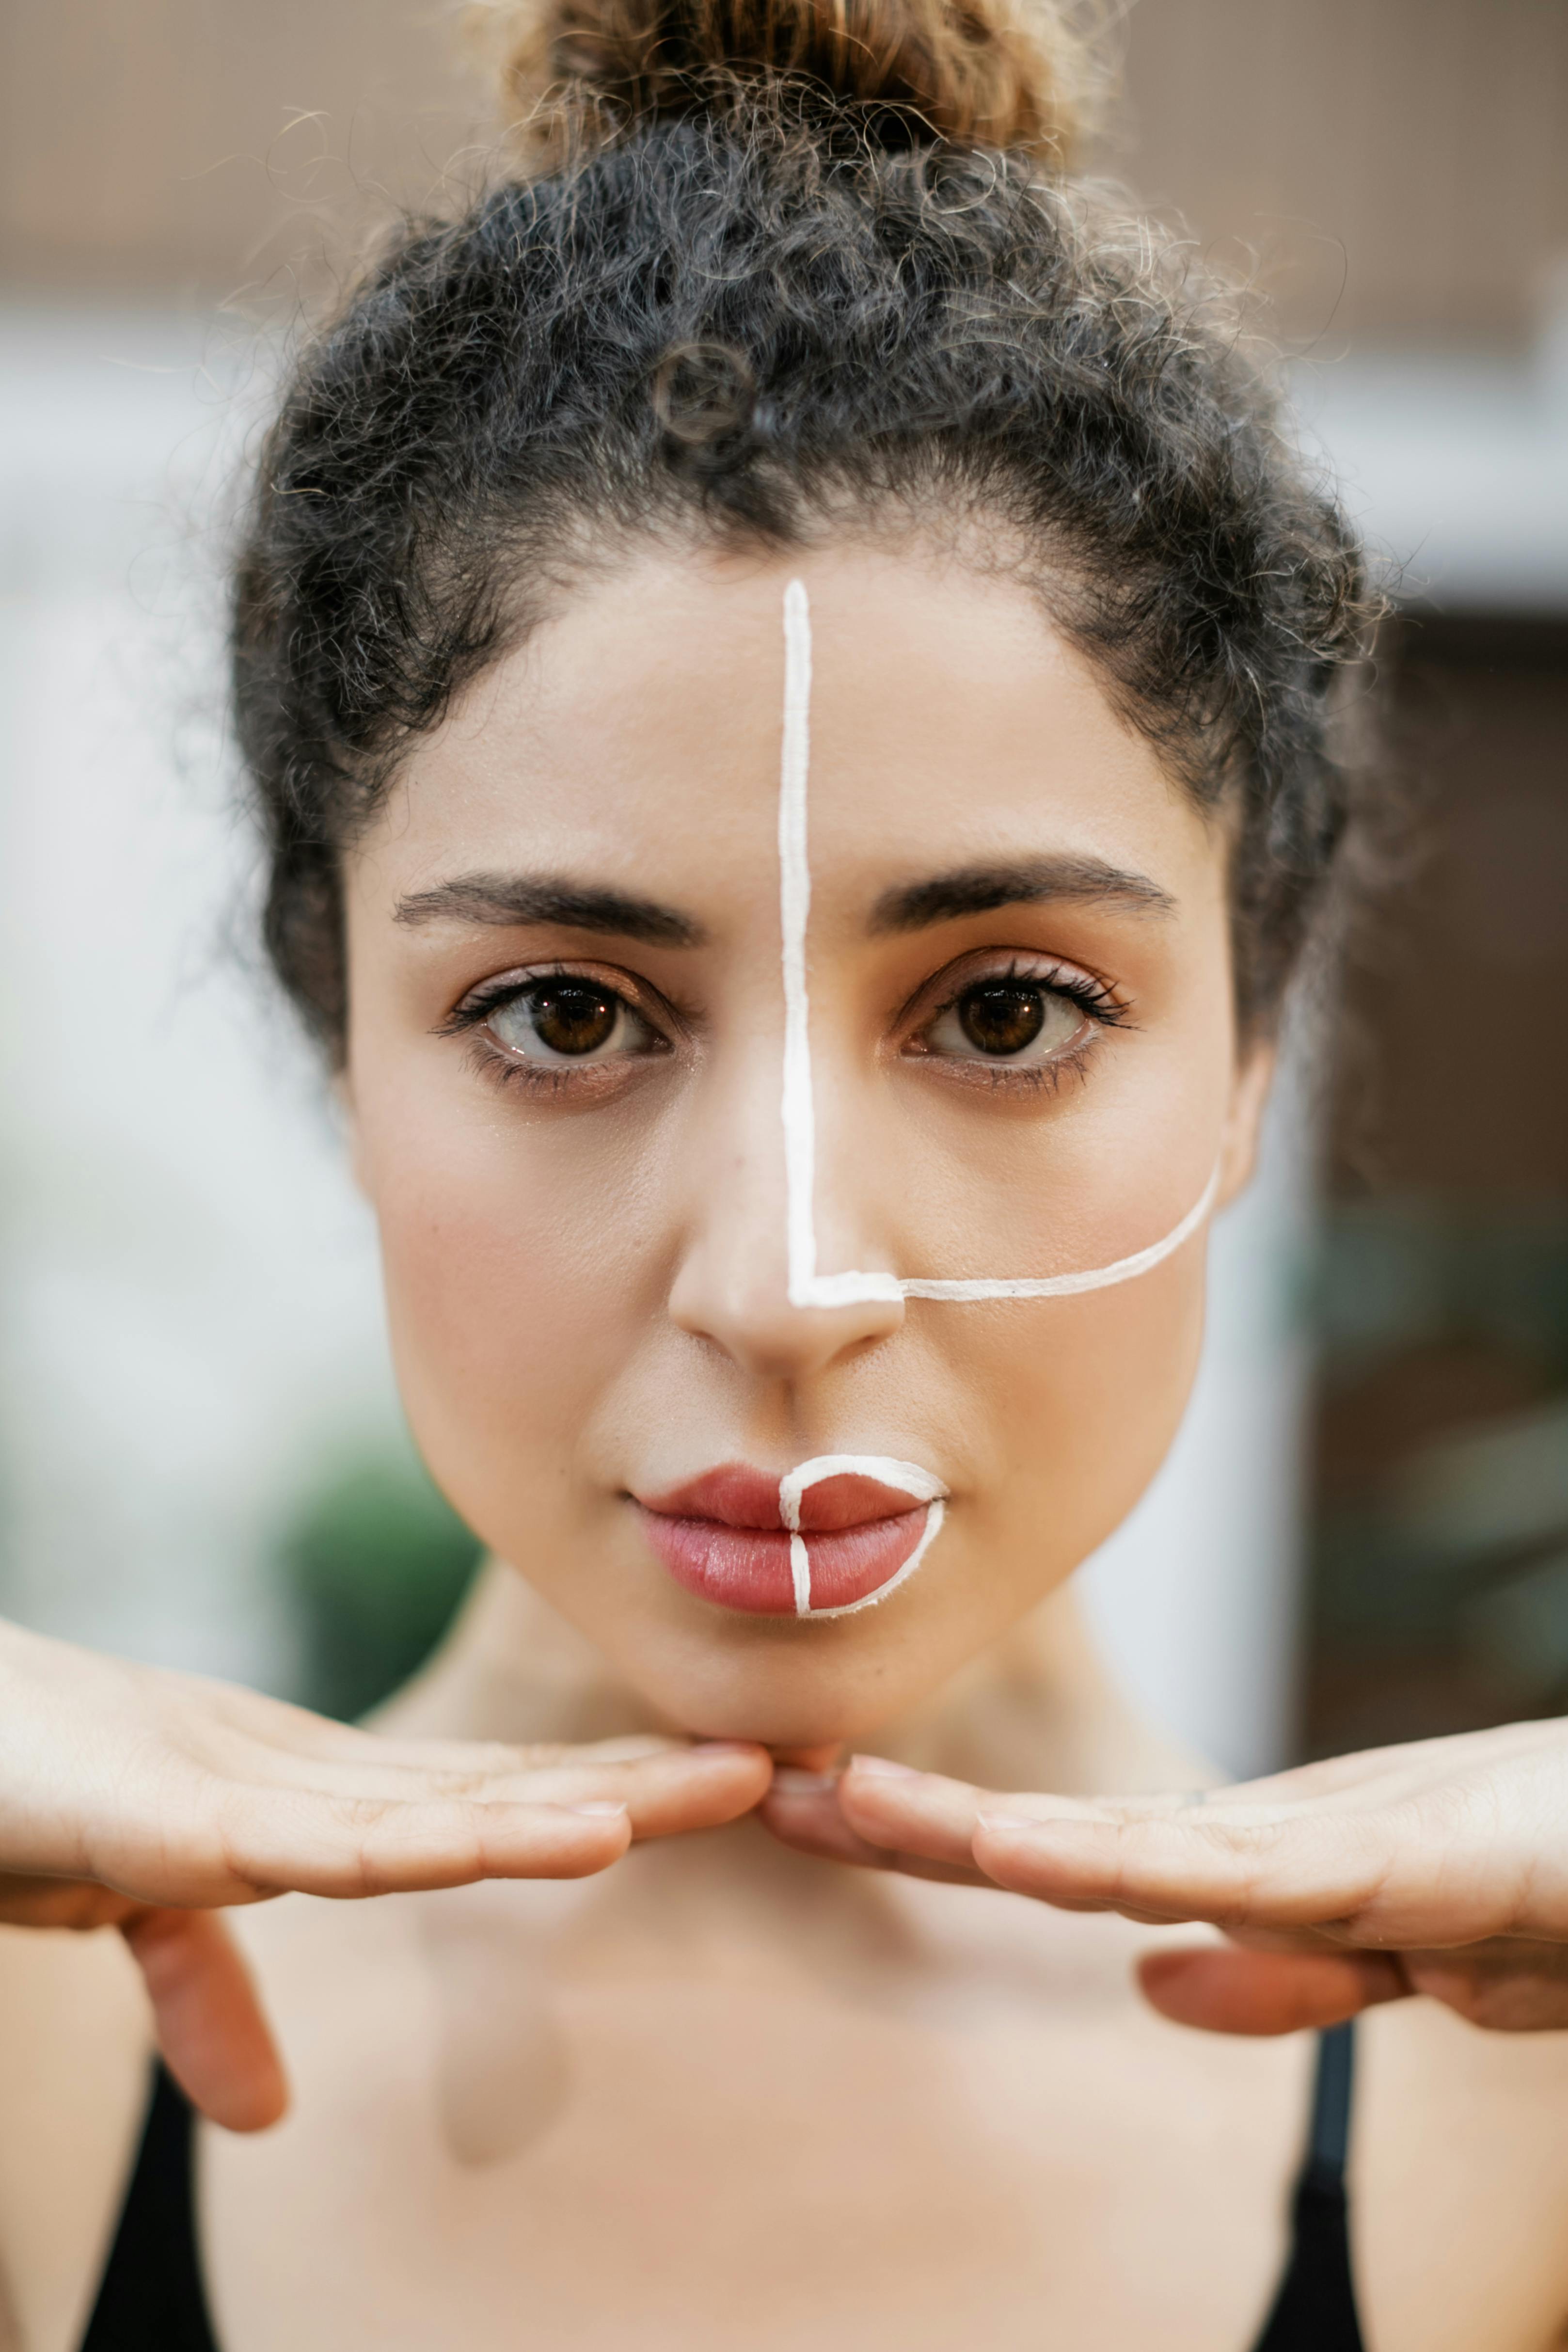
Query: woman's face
343 543 1270 1744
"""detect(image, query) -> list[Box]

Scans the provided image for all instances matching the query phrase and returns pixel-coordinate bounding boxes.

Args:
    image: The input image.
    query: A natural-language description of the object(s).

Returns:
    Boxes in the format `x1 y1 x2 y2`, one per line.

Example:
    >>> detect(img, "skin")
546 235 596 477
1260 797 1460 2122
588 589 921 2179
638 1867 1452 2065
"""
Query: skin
343 541 1260 1746
789 1724 1568 2036
3 541 1568 2352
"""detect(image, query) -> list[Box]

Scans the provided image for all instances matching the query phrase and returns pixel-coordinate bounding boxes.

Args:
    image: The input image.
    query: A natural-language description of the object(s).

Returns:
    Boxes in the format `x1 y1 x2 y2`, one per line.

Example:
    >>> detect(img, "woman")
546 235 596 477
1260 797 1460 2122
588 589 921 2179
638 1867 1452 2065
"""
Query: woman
4 3 1568 2347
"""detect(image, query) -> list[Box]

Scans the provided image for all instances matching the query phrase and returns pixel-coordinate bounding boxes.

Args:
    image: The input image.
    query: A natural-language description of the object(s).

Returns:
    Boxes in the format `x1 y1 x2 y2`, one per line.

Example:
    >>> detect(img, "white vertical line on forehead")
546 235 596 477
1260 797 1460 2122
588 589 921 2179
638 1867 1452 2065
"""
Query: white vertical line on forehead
776 579 1219 1309
778 580 821 1308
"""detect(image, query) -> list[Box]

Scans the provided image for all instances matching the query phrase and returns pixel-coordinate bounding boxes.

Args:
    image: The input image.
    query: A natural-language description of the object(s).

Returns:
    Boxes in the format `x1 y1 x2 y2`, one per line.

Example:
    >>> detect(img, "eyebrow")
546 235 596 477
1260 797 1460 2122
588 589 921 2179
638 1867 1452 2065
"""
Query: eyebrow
393 873 705 948
869 856 1177 934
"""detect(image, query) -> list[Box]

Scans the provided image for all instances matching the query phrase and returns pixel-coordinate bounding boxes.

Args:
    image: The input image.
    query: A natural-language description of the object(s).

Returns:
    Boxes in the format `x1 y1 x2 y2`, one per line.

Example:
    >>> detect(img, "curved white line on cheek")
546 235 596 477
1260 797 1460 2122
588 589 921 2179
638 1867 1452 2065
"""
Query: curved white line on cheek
895 1158 1223 1300
778 1454 950 1617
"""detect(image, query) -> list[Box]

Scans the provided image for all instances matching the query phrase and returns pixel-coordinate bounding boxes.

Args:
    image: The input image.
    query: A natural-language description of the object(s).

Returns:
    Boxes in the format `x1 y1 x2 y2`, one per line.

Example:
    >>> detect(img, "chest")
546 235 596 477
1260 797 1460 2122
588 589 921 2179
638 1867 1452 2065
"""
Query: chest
201 1888 1309 2352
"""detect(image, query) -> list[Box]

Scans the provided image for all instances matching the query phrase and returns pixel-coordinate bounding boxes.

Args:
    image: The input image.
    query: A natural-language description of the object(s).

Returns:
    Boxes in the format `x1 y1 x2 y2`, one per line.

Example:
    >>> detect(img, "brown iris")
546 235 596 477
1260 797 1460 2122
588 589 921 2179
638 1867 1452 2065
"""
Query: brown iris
524 981 620 1056
956 982 1047 1057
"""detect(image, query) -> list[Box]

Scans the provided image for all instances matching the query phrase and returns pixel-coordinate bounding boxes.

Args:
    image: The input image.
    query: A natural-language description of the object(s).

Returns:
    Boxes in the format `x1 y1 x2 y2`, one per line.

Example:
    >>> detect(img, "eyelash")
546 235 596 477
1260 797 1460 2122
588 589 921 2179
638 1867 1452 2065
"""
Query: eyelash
909 957 1132 1096
436 964 677 1097
437 955 1133 1099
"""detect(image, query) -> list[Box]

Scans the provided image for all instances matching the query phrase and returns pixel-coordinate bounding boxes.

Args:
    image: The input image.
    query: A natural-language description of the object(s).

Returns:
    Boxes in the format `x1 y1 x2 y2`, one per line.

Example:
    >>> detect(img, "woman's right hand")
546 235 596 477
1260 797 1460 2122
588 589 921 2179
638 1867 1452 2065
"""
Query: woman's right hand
0 1617 769 2131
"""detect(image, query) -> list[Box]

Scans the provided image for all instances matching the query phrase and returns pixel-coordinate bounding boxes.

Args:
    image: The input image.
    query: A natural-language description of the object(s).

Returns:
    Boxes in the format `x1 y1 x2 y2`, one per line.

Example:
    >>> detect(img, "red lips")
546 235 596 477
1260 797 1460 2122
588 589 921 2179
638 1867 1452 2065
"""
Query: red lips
634 1462 935 1615
640 1464 928 1534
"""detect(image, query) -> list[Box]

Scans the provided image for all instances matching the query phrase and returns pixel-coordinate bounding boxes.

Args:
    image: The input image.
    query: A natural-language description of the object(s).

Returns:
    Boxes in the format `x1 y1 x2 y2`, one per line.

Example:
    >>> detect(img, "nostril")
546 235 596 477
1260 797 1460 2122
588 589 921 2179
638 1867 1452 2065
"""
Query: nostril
668 1273 904 1380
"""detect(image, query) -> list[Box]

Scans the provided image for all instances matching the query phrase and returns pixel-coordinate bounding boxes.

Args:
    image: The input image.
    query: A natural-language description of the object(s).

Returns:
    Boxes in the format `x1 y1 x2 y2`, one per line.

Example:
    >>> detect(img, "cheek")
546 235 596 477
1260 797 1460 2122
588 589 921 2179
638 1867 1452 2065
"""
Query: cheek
358 1075 670 1546
954 1249 1208 1585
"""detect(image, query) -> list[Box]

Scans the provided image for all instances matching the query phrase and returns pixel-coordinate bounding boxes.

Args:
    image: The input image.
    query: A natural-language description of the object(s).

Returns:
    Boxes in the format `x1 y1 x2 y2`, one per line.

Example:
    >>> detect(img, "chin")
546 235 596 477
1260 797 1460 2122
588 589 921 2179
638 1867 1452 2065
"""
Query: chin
573 1588 978 1749
643 1667 921 1750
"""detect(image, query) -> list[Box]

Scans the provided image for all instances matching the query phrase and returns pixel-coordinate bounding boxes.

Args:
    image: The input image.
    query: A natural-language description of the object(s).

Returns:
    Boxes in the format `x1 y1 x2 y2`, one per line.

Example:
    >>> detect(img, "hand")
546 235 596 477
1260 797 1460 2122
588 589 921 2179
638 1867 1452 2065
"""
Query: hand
0 1619 768 2130
761 1720 1568 2036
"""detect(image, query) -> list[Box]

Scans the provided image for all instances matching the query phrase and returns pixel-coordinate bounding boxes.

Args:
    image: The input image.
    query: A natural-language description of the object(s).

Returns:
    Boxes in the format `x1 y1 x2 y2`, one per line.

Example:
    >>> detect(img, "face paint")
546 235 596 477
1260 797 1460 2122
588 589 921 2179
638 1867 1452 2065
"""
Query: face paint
354 549 1239 1690
777 577 1220 1311
634 1456 948 1617
779 1454 948 1618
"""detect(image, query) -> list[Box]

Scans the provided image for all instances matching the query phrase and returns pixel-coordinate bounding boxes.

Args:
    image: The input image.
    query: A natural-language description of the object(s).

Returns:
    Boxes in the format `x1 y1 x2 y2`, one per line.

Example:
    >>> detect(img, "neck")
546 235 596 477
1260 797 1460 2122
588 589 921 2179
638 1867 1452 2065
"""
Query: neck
380 1558 1205 1798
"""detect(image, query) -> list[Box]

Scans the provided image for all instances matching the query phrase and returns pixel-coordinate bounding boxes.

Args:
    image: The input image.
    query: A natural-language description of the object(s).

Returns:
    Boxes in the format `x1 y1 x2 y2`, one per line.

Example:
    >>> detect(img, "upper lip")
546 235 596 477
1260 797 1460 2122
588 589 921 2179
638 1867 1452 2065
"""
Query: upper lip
636 1463 930 1533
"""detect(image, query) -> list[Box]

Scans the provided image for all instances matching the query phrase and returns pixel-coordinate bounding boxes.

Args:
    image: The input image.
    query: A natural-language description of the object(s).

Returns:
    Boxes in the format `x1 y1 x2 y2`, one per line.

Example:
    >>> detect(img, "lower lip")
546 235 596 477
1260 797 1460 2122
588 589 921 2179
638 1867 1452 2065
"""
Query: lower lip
636 1506 932 1616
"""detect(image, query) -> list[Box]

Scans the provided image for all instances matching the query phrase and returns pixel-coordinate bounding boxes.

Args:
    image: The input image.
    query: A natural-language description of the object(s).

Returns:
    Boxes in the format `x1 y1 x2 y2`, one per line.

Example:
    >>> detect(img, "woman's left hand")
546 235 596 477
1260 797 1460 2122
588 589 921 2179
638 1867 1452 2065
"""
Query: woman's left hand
760 1719 1568 2035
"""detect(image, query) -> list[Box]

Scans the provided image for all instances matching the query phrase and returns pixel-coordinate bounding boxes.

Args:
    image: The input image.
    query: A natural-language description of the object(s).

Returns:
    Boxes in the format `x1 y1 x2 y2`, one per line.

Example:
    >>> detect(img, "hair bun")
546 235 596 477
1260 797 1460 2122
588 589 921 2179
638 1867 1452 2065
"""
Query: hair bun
476 0 1094 162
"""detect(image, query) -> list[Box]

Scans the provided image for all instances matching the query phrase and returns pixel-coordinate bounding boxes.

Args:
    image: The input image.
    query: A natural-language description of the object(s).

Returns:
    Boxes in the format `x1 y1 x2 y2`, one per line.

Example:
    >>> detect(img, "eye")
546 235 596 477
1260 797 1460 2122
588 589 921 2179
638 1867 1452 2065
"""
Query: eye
488 978 659 1064
924 978 1088 1064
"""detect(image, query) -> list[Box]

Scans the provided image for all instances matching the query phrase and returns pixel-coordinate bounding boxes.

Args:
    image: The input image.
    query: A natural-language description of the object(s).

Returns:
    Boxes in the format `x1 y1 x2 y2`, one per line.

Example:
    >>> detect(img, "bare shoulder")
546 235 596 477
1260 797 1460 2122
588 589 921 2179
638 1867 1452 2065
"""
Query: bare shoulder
0 1925 149 2352
1359 1999 1568 2352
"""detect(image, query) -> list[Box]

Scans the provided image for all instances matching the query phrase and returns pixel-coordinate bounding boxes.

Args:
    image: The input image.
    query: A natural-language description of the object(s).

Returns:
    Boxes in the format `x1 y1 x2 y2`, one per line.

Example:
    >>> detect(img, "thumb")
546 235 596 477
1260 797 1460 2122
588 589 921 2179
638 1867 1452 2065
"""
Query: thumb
1137 1944 1410 2036
121 1909 289 2131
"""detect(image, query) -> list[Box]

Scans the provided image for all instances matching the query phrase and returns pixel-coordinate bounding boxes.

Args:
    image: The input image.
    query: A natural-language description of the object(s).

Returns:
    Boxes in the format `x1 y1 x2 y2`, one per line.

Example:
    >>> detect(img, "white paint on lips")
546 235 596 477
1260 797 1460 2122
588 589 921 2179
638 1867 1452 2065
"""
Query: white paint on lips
778 1453 949 1618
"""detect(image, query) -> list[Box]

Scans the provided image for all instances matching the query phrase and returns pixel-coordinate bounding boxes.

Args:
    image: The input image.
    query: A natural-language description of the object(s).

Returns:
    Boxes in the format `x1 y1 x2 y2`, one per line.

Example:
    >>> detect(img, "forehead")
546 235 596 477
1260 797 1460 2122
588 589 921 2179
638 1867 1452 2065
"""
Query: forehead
353 542 1210 908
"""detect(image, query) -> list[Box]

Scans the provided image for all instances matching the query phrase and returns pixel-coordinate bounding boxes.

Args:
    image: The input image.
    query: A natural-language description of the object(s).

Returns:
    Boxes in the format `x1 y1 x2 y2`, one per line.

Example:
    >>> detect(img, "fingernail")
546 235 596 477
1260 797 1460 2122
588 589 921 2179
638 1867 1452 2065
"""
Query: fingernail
975 1812 1043 1835
770 1767 839 1796
569 1801 629 1818
849 1754 919 1779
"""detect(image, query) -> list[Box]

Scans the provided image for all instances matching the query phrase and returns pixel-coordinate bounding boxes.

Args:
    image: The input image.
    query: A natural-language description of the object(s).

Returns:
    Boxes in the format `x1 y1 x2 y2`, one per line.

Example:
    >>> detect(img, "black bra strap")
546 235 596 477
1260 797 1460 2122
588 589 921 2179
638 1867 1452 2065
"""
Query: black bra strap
79 2065 220 2352
1306 2021 1355 2177
80 2036 1363 2352
1251 2026 1365 2352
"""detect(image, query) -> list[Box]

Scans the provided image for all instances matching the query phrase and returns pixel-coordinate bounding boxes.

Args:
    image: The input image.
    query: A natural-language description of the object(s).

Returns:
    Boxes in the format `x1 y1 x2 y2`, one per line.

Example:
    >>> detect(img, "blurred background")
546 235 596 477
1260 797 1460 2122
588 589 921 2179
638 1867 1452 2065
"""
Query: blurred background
0 0 1564 1768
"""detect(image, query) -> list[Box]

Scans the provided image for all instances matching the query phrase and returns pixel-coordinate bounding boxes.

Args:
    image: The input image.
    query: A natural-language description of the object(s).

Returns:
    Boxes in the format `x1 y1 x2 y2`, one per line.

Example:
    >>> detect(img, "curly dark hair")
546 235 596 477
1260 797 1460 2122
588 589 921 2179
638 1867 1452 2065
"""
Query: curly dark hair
231 0 1378 1060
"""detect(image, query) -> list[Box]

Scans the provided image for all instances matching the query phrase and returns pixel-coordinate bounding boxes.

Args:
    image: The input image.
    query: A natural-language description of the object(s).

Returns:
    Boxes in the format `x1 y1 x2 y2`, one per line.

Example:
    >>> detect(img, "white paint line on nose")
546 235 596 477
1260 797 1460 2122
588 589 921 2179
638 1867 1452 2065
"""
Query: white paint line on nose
775 578 1219 1308
778 578 822 1310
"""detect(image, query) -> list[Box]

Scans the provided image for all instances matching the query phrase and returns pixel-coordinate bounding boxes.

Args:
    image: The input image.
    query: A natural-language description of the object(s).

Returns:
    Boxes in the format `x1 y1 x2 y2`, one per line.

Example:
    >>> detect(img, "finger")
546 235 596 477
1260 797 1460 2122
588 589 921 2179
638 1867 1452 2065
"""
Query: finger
1190 1720 1568 1812
1137 1945 1410 2036
837 1757 1426 1929
970 1804 1568 1946
121 1909 289 2132
760 1771 900 1869
0 1874 140 1933
334 1741 768 1829
967 1806 1431 1939
761 1770 997 1888
209 1709 739 1796
1404 1946 1568 2033
216 1792 636 1900
85 1744 766 1908
835 1760 1174 1889
836 1758 986 1867
507 1742 772 1836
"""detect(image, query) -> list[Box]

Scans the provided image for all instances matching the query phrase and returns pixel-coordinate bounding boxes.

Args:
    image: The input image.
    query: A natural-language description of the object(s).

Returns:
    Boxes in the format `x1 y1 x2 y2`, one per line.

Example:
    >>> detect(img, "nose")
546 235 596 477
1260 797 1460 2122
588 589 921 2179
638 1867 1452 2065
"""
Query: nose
666 1050 904 1382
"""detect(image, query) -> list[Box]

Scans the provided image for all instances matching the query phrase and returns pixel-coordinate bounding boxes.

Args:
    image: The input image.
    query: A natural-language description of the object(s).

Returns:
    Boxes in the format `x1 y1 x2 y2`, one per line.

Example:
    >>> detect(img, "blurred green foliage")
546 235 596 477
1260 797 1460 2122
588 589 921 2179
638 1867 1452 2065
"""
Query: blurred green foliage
1307 1199 1568 1752
277 1447 484 1722
1314 1199 1568 1386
